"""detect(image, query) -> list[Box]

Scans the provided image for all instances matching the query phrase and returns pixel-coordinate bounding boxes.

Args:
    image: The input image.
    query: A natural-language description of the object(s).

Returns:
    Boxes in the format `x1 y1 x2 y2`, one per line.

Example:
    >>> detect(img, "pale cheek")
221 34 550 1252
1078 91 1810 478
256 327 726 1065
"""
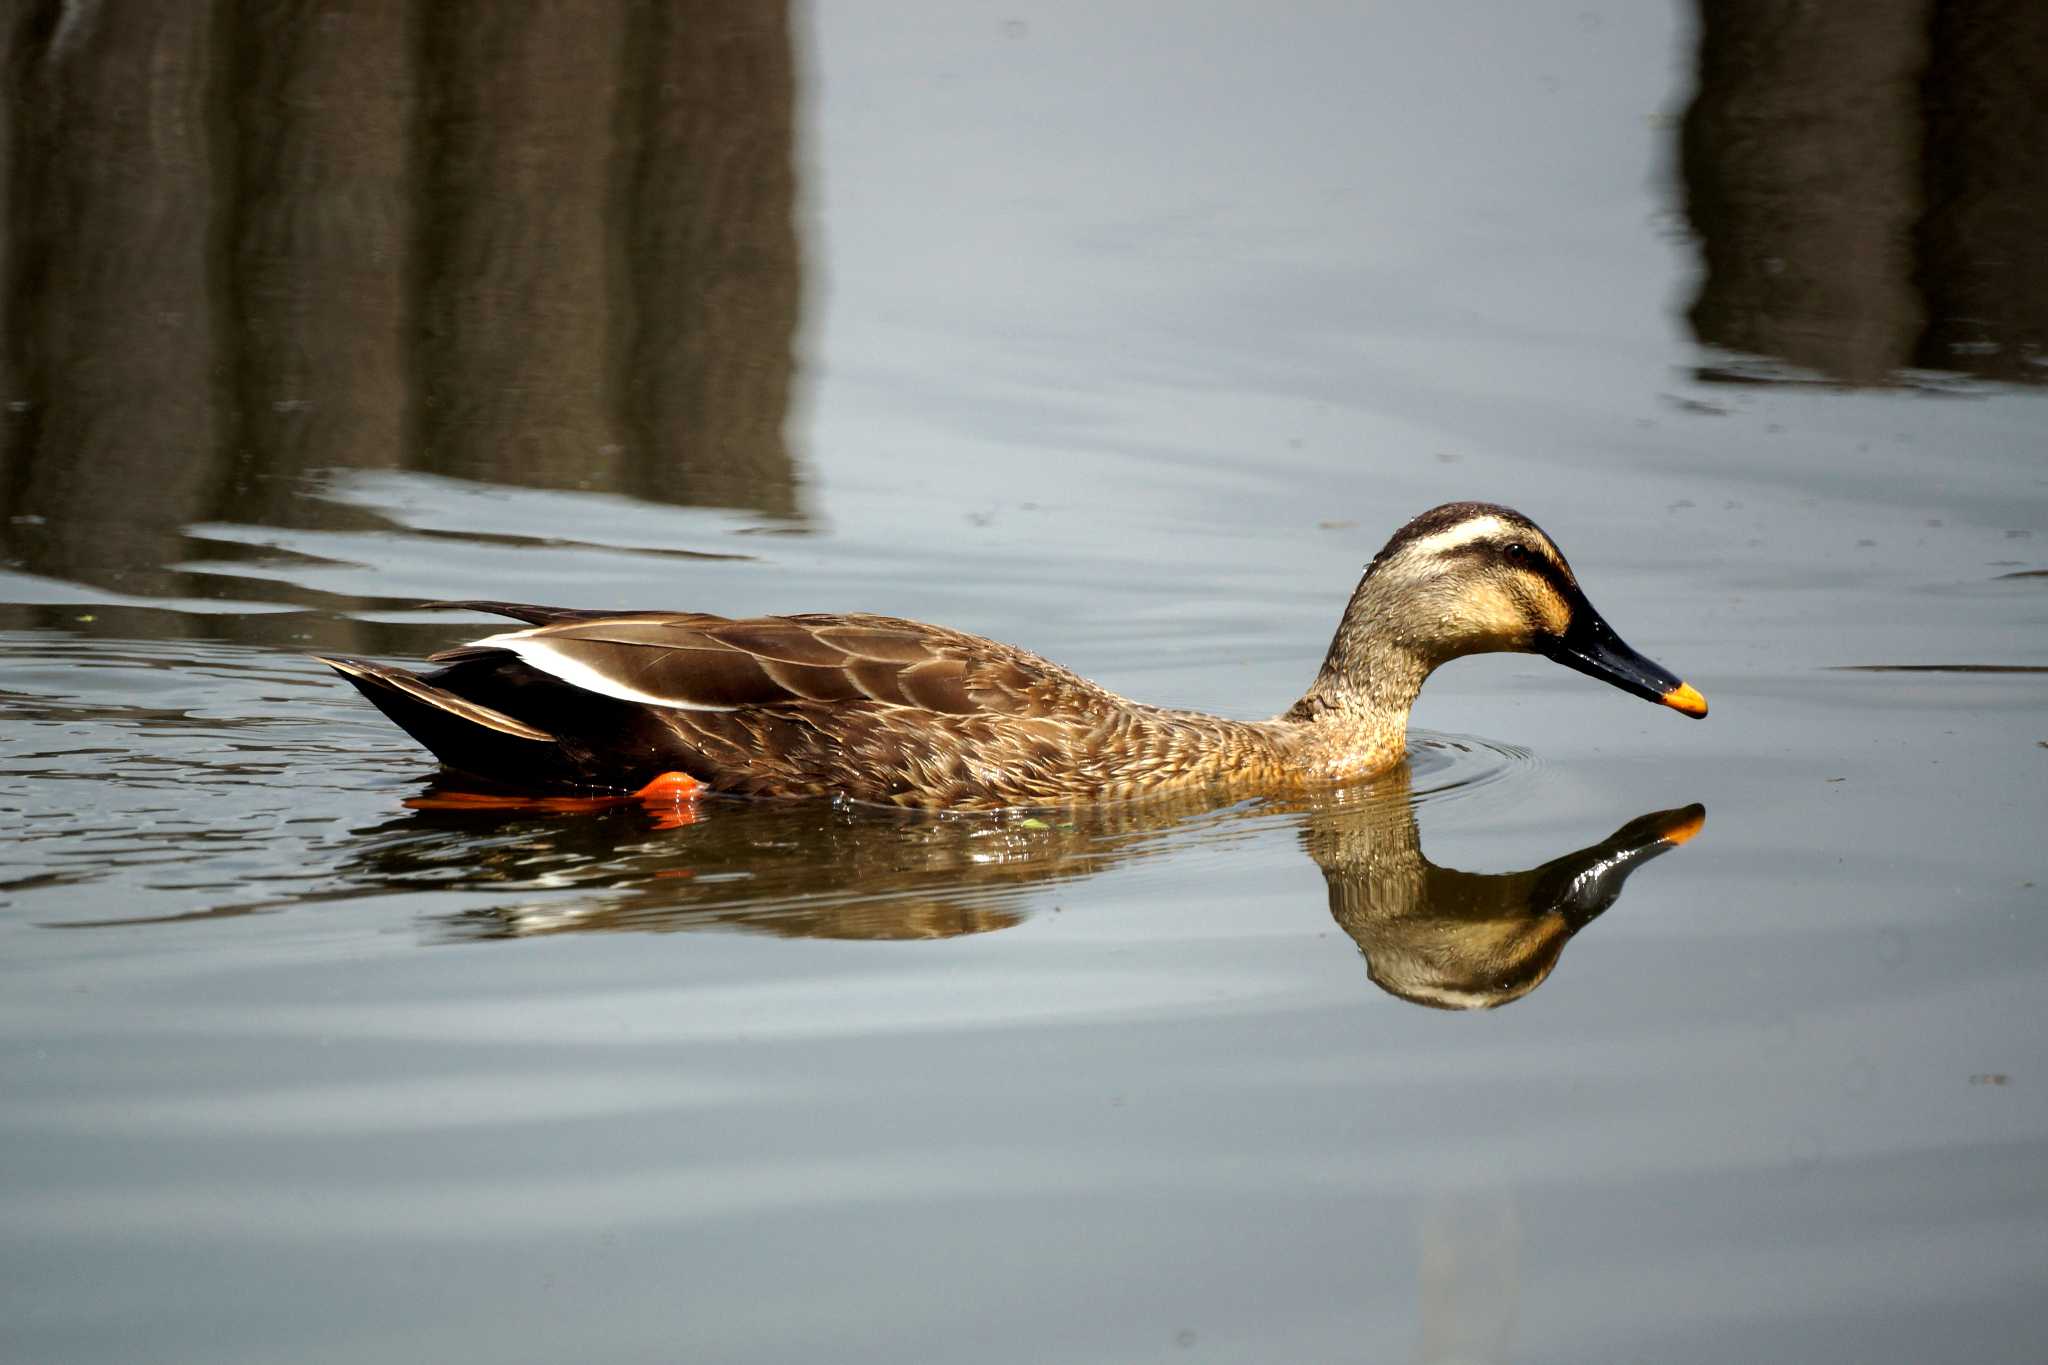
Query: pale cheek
1448 600 1533 652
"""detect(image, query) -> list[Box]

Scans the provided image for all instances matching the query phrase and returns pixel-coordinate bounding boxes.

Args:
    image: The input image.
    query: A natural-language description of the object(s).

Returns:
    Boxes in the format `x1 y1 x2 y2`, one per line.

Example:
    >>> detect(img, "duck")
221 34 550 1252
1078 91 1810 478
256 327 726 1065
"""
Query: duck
320 501 1706 810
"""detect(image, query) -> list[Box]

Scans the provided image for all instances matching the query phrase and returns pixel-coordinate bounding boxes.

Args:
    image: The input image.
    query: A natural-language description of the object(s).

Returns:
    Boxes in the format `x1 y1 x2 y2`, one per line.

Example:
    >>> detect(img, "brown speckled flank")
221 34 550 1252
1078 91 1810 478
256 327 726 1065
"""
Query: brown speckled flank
322 503 1705 809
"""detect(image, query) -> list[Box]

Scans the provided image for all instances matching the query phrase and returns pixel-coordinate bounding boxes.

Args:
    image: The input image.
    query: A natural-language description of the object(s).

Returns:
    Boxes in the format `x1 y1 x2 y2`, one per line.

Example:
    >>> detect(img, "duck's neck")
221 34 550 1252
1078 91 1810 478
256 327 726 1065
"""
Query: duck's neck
1277 575 1439 782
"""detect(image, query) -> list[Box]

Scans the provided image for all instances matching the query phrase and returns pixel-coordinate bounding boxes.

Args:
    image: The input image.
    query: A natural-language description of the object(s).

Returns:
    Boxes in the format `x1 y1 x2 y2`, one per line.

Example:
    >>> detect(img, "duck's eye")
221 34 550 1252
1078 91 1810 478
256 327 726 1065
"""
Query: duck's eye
1504 542 1529 561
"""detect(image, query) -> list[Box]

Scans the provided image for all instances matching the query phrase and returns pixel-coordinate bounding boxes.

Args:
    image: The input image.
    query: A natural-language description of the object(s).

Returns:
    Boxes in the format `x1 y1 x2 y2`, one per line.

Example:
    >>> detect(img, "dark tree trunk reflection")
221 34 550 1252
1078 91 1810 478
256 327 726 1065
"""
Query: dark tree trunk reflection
1918 0 2048 383
0 0 801 603
231 0 415 525
1683 0 2048 386
6 3 227 589
622 1 801 518
415 1 631 493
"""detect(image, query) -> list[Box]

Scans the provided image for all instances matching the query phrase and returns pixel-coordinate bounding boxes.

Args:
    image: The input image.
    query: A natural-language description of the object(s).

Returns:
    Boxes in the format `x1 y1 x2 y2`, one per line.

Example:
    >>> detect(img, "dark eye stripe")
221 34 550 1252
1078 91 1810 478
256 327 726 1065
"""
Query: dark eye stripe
1433 544 1572 613
1438 540 1575 593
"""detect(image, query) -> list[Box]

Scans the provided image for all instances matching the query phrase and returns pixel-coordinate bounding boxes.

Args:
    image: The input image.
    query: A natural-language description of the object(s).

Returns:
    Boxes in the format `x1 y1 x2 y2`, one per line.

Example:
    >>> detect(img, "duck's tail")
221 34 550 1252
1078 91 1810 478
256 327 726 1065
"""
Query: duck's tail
318 655 561 781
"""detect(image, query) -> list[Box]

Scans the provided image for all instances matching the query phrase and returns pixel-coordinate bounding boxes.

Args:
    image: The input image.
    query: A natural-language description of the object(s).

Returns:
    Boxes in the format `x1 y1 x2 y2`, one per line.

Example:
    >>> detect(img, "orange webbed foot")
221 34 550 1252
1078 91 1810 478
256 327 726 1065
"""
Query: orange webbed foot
634 771 709 800
635 771 708 828
403 771 709 826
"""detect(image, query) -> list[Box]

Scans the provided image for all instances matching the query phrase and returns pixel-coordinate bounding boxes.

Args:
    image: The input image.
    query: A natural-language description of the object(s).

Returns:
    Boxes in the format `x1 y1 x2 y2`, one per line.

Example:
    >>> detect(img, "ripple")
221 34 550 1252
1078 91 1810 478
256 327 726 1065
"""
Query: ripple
1406 730 1539 806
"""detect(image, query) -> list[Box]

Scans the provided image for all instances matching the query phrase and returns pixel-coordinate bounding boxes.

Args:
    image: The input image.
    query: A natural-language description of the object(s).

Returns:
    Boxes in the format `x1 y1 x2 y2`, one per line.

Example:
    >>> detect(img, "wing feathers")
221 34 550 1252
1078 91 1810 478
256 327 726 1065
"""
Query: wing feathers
422 611 1112 723
846 659 912 705
898 659 976 714
809 623 935 664
704 621 853 667
426 643 510 665
756 657 868 702
631 646 780 709
537 618 735 650
415 600 623 626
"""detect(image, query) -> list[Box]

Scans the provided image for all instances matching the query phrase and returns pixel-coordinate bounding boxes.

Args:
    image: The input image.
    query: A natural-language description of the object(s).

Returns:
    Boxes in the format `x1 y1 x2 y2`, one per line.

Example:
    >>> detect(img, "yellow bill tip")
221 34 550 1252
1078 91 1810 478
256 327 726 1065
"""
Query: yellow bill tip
1660 807 1708 847
1660 681 1708 718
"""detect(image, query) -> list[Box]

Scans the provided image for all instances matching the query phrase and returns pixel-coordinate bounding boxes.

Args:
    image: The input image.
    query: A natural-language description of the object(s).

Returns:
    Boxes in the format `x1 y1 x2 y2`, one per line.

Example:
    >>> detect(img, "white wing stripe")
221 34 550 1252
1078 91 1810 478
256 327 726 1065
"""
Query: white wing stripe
478 633 738 712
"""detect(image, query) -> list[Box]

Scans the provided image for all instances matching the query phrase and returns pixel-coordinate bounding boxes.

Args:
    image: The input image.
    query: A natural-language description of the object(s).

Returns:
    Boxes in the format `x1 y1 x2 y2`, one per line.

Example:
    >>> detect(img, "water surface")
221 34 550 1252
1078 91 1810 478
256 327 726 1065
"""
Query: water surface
3 4 2046 1363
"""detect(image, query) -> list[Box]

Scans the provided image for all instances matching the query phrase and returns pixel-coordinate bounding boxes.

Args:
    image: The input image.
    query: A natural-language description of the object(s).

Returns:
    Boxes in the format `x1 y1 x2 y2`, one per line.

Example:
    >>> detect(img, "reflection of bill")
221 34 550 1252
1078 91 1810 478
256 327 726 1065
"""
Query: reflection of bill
364 768 1704 1013
1310 797 1703 1011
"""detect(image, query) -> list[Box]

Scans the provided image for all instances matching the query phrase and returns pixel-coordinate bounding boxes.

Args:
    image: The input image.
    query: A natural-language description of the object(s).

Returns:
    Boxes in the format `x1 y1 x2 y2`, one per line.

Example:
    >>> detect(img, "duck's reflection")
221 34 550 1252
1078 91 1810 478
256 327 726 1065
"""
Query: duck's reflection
346 767 1702 1011
1307 793 1702 1010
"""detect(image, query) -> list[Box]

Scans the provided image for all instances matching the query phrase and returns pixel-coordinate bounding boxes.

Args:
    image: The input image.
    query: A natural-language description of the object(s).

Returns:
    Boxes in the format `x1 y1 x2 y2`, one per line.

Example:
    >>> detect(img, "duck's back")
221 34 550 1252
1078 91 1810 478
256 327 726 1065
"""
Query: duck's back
327 606 1278 808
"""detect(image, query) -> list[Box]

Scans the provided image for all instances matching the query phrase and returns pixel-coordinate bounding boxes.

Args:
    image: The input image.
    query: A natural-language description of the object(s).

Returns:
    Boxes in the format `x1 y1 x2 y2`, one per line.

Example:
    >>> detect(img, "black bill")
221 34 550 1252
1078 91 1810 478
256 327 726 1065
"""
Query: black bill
1536 598 1709 718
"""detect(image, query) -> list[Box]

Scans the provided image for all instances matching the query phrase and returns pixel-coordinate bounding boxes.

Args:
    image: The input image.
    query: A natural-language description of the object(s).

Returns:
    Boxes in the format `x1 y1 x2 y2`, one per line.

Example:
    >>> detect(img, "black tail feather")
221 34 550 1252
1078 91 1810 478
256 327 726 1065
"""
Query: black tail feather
412 600 613 626
319 656 579 786
320 653 706 791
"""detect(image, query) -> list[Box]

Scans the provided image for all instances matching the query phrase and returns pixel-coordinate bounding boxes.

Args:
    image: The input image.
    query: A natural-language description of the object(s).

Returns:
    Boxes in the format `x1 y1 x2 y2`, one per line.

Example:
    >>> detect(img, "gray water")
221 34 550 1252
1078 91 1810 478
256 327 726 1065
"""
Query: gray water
3 4 2046 1363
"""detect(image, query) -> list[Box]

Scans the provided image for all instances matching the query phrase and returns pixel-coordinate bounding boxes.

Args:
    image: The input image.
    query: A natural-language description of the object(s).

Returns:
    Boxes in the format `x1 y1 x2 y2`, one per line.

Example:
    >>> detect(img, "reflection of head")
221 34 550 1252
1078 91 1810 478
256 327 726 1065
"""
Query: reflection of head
1355 904 1578 1011
1311 802 1705 1010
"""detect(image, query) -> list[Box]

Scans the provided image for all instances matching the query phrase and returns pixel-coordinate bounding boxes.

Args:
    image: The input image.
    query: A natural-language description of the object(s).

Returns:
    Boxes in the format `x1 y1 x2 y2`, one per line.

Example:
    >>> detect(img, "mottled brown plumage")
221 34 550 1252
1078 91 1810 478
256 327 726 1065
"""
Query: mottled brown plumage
321 503 1707 809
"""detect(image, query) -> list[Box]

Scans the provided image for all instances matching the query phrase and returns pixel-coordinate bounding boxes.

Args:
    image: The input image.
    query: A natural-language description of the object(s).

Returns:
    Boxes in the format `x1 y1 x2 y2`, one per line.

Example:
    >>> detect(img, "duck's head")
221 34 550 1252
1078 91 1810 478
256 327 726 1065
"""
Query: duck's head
1335 501 1707 717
